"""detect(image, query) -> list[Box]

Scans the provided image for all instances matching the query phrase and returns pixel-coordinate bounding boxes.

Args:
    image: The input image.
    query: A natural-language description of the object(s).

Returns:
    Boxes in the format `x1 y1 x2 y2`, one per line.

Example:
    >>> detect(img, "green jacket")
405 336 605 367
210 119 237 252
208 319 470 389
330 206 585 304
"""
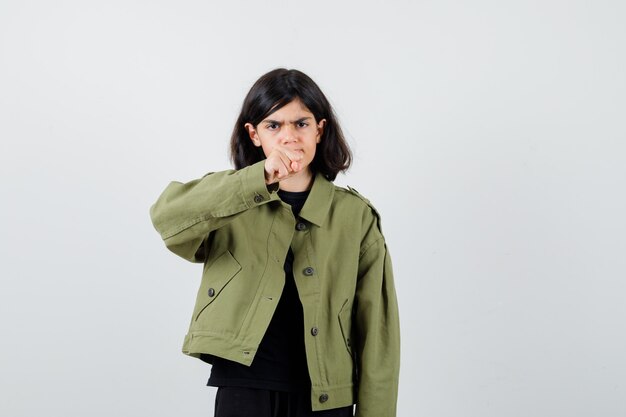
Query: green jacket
149 159 400 416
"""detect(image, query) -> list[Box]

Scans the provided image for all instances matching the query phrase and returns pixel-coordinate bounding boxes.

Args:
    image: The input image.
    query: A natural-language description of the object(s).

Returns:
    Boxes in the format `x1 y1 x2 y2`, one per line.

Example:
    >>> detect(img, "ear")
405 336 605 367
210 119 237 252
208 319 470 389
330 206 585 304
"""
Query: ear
316 119 326 143
244 122 261 147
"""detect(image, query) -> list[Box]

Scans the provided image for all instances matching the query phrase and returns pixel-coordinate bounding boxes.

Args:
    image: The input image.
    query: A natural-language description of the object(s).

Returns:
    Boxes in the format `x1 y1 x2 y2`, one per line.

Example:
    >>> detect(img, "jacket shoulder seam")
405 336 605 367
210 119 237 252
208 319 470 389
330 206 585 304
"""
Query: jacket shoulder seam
341 185 385 235
334 186 375 210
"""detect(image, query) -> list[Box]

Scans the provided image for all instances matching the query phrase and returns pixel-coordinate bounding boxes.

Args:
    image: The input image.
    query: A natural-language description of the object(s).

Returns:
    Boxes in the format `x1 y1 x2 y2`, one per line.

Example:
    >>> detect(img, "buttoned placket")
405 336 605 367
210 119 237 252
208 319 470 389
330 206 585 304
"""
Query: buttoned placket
289 211 330 405
233 166 338 406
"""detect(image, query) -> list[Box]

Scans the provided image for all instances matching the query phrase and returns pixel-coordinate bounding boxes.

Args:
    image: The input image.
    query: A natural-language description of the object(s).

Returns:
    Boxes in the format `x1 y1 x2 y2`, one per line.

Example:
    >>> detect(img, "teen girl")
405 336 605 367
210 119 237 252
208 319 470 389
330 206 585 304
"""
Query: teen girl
149 68 400 417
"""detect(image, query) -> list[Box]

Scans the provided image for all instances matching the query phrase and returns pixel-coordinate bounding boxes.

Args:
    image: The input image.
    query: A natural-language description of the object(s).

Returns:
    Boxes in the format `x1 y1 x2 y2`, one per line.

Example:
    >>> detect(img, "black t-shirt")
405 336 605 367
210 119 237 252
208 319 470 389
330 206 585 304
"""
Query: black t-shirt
206 188 311 392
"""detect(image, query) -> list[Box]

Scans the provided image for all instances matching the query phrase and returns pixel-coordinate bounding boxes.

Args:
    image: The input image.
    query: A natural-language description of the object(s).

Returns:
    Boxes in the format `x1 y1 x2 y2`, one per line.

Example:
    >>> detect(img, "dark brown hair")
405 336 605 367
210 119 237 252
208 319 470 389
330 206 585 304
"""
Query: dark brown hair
229 68 352 181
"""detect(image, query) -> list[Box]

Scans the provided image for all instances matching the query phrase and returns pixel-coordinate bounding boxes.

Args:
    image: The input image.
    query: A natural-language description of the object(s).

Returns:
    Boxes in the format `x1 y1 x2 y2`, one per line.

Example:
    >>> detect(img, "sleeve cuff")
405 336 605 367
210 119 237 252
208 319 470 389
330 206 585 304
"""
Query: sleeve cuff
242 159 279 207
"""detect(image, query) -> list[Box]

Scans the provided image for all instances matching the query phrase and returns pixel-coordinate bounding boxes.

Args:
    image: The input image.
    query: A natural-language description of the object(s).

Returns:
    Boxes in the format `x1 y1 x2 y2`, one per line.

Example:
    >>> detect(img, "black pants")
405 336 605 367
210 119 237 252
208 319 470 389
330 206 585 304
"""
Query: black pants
213 386 354 417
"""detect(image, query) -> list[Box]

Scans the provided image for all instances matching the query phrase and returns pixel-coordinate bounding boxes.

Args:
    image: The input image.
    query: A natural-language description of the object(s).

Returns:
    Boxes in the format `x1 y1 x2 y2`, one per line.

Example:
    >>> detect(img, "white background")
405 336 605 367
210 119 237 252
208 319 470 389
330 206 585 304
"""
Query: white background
1 1 625 416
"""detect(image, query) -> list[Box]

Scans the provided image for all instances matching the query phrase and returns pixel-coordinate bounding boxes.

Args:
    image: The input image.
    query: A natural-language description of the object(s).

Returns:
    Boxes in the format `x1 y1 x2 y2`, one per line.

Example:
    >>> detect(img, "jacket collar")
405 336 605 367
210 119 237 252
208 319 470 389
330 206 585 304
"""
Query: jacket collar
295 170 335 228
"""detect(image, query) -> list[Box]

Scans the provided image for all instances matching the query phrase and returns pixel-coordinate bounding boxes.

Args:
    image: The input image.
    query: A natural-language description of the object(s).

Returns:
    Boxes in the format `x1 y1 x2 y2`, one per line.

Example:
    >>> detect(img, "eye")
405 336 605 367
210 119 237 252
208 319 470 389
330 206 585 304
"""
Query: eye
266 123 279 130
297 121 309 128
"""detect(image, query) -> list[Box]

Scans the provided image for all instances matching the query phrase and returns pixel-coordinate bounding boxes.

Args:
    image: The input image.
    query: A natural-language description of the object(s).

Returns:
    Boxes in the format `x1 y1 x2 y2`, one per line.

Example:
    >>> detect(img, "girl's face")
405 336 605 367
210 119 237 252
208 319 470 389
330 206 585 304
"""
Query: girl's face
245 98 326 173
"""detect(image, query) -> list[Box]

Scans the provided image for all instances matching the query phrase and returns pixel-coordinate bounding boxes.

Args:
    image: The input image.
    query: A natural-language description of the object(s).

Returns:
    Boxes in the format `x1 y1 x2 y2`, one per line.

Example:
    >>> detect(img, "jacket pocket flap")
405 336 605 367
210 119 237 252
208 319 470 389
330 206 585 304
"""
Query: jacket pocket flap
338 298 353 355
194 250 242 321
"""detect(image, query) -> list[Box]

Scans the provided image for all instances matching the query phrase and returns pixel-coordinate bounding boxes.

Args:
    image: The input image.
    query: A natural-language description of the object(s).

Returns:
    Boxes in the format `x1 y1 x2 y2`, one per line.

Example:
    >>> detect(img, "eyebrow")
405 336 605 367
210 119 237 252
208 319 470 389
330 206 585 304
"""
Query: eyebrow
261 117 313 124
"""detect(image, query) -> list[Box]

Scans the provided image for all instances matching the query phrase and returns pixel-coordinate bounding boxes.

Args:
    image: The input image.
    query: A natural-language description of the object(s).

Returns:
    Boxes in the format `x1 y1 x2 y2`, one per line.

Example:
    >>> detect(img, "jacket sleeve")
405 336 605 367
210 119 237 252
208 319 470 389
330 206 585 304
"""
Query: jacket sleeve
148 159 279 263
354 236 401 417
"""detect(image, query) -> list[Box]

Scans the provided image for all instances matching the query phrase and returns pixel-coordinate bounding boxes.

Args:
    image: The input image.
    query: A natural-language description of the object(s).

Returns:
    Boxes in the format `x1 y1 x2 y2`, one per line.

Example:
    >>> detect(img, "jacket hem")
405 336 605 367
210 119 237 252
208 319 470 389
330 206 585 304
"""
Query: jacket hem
182 331 357 411
309 382 356 412
183 331 257 366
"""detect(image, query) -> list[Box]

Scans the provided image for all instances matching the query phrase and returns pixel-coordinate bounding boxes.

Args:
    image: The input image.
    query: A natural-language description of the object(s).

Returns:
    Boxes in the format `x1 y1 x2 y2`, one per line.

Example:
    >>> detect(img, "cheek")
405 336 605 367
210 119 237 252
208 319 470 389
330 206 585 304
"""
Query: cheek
307 144 318 161
261 143 274 157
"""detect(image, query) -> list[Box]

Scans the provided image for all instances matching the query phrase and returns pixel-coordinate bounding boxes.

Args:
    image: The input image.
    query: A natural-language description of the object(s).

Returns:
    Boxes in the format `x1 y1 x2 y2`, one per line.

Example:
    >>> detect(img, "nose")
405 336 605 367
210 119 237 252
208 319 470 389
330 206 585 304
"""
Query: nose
280 124 298 144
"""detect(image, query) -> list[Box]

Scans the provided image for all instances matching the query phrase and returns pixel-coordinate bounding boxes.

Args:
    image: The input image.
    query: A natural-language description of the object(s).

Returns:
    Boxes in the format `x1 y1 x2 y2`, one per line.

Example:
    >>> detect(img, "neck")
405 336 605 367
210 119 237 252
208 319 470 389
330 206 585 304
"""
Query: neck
279 168 314 192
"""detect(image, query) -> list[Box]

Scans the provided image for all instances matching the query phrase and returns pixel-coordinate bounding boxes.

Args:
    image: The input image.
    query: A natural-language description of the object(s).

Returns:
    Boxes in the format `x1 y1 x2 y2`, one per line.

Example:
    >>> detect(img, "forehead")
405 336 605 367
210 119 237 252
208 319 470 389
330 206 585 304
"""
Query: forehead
266 99 313 119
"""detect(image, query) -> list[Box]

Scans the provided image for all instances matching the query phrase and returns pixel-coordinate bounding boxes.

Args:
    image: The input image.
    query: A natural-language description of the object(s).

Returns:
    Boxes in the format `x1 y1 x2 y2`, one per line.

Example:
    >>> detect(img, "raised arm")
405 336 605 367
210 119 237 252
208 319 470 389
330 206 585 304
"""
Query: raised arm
149 159 279 263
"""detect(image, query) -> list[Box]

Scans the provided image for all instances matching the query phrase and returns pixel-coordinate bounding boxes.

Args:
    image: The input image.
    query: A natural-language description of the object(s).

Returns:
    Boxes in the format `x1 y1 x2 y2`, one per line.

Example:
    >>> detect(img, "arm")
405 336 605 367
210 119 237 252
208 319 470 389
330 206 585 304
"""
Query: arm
354 236 401 417
148 159 279 263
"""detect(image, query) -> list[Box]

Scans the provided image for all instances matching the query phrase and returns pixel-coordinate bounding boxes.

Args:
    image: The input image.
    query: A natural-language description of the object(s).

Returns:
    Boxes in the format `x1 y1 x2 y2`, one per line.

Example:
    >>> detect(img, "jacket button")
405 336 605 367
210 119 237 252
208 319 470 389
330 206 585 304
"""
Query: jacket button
319 393 329 403
303 267 314 276
295 221 307 231
253 194 264 203
311 327 319 336
208 288 215 297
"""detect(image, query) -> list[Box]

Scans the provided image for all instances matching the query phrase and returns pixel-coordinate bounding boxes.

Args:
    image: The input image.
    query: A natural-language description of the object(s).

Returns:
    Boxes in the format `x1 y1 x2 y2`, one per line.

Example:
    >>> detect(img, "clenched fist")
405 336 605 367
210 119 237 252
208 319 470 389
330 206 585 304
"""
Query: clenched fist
264 144 305 185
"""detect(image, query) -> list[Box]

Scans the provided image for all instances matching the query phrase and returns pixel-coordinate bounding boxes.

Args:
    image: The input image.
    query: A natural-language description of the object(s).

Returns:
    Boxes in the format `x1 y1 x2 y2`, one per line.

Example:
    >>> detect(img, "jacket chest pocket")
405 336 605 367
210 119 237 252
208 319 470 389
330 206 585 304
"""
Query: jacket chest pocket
338 298 354 358
193 250 242 321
